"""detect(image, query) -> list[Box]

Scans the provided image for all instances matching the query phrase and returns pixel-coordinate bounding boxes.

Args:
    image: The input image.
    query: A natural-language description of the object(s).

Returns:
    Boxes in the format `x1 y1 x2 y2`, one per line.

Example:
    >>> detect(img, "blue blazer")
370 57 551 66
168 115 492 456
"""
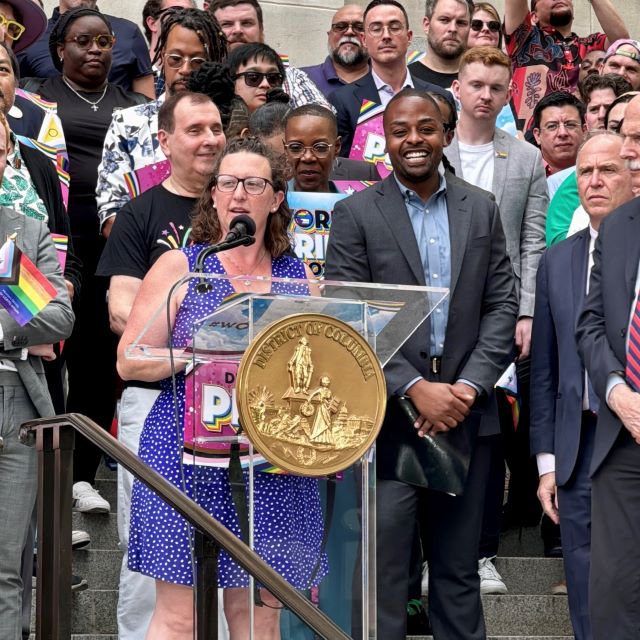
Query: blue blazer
530 228 591 486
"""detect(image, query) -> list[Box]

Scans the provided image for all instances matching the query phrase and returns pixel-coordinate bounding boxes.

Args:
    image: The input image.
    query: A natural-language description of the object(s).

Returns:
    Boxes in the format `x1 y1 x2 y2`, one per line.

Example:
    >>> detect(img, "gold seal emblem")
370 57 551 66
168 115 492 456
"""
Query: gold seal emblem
236 313 386 476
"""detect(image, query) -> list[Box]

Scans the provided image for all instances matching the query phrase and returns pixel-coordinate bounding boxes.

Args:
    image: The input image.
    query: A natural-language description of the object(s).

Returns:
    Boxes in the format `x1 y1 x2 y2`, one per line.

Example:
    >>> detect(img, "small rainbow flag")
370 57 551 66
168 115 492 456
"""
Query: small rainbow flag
357 99 386 125
50 234 68 270
0 239 57 326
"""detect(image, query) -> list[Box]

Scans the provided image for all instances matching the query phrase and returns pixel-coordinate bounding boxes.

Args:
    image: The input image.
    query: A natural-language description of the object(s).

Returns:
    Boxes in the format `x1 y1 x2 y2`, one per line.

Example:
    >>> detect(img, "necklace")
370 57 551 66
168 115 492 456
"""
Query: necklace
62 76 108 112
221 248 269 286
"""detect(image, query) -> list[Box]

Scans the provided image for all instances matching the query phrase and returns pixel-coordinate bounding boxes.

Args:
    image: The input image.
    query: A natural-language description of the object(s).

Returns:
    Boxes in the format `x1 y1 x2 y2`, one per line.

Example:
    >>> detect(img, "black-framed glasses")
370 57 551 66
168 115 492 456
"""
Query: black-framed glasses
284 142 334 159
235 71 283 88
470 19 501 33
331 21 365 34
0 14 24 41
65 33 116 50
214 175 274 195
164 53 207 70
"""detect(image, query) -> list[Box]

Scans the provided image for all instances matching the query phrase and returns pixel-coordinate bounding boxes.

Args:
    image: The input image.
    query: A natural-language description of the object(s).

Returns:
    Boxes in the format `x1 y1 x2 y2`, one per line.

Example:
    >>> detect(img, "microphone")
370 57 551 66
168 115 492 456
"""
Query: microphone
224 215 256 244
194 214 257 293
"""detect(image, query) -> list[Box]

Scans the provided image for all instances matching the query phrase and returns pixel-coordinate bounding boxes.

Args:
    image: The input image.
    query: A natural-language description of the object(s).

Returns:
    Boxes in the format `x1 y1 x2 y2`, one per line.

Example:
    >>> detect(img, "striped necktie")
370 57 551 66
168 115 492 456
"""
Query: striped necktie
626 297 640 392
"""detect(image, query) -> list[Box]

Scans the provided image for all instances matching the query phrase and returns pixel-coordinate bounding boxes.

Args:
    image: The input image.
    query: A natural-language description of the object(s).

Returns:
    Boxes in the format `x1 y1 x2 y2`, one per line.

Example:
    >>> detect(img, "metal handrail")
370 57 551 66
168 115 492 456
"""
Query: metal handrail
21 412 351 640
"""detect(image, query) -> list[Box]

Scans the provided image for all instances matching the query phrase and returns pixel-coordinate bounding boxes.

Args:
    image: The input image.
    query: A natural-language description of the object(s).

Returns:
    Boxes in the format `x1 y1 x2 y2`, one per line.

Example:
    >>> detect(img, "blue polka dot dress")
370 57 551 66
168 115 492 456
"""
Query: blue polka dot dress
128 246 329 588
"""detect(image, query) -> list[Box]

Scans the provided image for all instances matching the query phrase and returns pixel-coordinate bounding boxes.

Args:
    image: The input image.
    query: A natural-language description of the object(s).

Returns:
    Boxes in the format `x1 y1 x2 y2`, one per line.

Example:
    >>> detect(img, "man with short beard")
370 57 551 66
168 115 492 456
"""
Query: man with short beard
301 4 370 99
505 0 628 132
408 0 473 89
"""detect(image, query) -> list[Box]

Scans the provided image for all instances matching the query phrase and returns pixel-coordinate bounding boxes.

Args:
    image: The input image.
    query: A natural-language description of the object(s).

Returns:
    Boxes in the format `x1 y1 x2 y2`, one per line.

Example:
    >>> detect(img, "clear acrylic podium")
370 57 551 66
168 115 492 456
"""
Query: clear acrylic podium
126 273 448 639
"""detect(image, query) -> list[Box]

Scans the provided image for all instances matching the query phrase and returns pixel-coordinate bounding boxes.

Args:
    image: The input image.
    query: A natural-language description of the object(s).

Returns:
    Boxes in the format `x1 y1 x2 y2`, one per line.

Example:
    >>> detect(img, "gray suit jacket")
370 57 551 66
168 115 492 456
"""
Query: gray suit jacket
445 128 548 317
0 207 74 417
325 173 518 448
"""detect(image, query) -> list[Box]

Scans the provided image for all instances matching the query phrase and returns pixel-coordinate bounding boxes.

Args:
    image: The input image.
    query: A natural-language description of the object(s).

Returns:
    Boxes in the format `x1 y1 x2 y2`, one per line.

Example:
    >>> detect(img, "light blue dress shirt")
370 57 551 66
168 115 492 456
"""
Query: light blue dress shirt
395 173 451 355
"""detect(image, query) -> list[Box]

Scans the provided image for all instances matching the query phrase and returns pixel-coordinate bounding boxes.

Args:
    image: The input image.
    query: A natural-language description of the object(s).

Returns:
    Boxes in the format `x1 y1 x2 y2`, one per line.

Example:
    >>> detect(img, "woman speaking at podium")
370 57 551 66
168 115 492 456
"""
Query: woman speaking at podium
117 137 324 639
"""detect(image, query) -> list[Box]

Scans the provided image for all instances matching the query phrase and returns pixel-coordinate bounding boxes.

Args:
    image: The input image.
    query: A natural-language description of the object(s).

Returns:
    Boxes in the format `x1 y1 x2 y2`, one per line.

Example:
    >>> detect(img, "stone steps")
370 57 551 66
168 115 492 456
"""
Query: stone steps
31 466 575 638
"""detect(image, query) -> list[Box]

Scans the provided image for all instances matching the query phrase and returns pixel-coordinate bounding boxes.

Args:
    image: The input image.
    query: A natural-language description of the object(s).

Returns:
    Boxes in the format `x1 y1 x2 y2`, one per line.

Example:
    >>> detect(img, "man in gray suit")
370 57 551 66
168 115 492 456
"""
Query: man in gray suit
325 88 517 640
0 121 74 637
446 45 549 588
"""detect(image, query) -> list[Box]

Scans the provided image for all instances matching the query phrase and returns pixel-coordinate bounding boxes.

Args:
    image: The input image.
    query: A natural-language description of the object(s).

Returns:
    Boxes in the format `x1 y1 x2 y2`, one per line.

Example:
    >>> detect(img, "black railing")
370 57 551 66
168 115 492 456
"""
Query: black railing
20 412 351 640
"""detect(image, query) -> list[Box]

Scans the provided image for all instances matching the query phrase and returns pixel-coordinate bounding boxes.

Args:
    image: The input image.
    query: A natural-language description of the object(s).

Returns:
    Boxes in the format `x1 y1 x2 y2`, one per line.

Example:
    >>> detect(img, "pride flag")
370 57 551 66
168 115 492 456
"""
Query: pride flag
0 239 57 326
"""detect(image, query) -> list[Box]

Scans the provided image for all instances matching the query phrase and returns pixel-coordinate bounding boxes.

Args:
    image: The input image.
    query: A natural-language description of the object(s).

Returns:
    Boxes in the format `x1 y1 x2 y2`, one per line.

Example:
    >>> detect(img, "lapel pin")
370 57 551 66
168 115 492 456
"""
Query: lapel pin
496 151 508 159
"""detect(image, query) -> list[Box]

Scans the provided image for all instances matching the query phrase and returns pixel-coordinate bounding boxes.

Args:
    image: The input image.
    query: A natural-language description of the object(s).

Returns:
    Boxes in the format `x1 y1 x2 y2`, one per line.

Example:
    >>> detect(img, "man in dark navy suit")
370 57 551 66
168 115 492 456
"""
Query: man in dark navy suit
531 131 634 640
329 0 449 157
577 95 640 640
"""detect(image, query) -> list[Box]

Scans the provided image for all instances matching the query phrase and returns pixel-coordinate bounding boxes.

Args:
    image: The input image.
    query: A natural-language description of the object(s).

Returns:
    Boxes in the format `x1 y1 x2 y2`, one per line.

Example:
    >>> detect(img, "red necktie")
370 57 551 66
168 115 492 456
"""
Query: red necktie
626 298 640 392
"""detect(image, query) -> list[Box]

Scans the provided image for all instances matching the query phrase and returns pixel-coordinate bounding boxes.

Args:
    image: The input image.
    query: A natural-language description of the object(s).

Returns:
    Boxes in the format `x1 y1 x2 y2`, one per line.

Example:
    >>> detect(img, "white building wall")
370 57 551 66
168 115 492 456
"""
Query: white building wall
41 0 640 68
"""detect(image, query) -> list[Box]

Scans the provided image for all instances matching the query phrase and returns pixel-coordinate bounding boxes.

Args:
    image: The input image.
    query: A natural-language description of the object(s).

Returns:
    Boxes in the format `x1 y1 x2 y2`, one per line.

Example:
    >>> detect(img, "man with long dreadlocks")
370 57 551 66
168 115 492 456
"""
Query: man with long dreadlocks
94 8 227 640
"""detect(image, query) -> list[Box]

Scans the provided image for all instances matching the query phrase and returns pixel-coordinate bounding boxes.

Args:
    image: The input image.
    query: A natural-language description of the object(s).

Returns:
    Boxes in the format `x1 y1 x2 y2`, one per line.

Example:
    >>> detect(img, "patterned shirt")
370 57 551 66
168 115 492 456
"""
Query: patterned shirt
506 12 606 131
1 138 48 223
284 67 334 111
96 95 166 229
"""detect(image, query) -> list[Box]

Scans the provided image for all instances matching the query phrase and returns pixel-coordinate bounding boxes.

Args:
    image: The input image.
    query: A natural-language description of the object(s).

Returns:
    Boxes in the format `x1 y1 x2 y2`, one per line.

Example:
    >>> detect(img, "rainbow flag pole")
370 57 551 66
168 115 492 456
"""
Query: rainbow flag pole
0 239 57 326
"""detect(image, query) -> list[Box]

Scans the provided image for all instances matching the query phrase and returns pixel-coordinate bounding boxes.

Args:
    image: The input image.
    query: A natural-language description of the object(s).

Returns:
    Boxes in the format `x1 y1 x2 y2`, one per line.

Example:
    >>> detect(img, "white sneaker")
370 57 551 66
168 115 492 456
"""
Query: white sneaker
72 481 110 513
478 557 508 595
71 529 91 550
421 561 429 596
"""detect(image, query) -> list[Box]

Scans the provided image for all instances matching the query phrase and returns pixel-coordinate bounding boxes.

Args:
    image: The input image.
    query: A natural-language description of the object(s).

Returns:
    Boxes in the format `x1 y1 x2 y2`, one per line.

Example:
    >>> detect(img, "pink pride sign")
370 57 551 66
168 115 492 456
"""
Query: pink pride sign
184 359 279 471
348 100 392 178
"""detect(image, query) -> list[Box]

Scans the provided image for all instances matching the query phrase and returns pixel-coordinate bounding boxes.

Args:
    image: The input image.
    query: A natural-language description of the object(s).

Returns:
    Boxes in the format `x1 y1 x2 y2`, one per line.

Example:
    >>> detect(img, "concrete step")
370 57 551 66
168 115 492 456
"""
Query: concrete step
73 550 122 590
483 595 572 636
498 525 545 558
493 557 565 595
70 551 565 595
72 512 119 550
43 589 570 636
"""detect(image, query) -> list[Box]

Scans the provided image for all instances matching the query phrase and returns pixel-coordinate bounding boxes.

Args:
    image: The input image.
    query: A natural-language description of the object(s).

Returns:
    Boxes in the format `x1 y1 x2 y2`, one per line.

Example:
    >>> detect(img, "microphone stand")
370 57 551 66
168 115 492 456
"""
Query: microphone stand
195 234 256 293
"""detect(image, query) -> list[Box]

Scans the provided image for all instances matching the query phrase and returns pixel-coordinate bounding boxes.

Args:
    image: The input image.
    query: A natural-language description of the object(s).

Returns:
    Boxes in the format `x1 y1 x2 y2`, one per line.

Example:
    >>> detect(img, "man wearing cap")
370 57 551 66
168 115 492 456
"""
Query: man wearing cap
504 0 628 131
602 39 640 91
17 0 155 99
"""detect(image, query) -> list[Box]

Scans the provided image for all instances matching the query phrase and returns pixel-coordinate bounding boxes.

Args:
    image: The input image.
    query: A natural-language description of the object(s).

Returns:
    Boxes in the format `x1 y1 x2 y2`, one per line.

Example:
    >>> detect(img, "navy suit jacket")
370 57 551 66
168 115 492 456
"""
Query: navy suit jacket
329 70 451 157
530 229 591 486
577 199 640 475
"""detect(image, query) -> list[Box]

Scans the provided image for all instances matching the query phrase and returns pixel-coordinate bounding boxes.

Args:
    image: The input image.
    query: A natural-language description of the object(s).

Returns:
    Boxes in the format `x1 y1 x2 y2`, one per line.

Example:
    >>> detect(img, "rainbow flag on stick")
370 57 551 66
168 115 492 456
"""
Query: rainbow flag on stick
0 239 57 326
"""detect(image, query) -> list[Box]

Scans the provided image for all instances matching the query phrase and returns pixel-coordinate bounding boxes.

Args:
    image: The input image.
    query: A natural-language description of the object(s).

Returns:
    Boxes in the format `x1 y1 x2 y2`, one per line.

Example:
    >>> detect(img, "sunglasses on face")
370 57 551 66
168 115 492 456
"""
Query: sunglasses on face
331 21 365 34
470 19 501 33
235 71 283 88
65 33 116 50
0 14 24 41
